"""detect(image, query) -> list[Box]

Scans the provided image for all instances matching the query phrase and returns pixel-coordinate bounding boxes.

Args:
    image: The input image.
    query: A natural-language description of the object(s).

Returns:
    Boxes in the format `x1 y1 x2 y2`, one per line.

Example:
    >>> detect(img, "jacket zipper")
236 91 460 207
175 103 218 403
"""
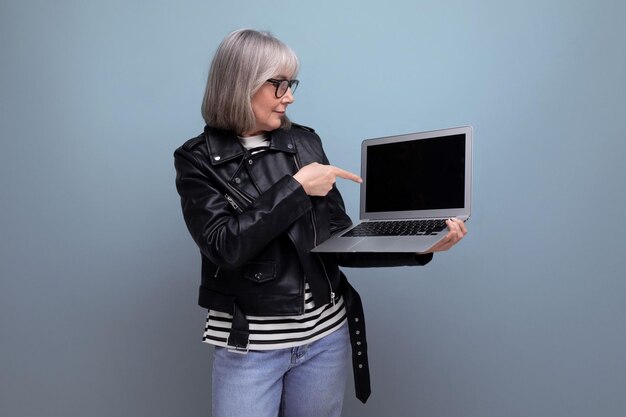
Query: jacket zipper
221 188 249 279
316 253 335 305
293 154 336 306
224 193 243 214
226 184 253 206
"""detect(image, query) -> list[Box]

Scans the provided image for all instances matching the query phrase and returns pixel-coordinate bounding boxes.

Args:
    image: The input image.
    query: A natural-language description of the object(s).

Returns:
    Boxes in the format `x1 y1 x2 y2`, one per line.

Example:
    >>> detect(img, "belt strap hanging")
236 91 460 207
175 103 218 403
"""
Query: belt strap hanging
343 280 371 403
226 302 250 353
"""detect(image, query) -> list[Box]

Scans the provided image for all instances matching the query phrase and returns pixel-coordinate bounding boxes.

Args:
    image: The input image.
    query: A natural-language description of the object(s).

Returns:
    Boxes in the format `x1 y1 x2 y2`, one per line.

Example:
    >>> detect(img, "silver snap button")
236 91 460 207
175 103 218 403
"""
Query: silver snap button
356 341 361 346
234 177 241 184
354 317 359 322
357 351 362 356
214 156 221 161
287 143 293 149
248 159 253 165
254 273 262 280
355 330 360 335
358 364 363 369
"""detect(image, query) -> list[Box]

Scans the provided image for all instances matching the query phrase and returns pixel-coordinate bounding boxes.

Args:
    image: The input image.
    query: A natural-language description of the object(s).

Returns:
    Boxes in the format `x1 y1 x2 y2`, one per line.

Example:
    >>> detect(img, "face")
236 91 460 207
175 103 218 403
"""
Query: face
245 76 295 136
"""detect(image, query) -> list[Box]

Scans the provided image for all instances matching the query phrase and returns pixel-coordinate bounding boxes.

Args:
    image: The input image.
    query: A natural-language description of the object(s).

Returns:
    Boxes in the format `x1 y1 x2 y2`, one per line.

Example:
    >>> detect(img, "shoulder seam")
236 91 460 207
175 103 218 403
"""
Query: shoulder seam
181 135 205 151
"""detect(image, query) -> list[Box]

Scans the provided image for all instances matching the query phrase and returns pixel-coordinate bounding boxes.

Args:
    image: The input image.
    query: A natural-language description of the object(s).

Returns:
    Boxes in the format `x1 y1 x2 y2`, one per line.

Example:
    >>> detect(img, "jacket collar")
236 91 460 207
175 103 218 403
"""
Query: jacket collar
204 125 297 165
268 127 298 154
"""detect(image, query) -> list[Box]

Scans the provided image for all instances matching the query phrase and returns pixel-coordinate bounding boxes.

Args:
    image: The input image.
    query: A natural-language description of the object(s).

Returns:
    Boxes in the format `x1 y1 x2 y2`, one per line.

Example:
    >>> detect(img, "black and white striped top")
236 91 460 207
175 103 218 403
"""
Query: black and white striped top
202 283 347 350
201 134 346 350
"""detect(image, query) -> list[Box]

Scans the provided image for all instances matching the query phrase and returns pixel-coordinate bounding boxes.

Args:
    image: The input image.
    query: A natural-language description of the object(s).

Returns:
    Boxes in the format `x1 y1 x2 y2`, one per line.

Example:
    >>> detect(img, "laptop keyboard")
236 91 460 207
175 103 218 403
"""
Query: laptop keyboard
342 219 448 237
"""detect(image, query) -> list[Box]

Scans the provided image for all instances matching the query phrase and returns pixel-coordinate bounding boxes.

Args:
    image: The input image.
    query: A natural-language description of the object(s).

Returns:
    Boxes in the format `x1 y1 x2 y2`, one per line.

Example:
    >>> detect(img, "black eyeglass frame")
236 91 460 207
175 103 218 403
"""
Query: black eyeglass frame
266 78 299 98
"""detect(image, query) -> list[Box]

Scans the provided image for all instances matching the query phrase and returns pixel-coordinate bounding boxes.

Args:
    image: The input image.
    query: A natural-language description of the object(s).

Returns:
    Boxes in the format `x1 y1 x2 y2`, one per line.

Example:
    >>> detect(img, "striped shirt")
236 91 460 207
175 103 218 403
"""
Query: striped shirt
201 133 346 351
202 283 347 350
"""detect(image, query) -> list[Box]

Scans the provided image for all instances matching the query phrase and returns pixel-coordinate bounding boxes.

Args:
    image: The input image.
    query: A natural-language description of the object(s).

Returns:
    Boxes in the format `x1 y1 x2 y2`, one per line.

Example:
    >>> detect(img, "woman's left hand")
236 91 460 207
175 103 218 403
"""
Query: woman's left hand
425 218 468 253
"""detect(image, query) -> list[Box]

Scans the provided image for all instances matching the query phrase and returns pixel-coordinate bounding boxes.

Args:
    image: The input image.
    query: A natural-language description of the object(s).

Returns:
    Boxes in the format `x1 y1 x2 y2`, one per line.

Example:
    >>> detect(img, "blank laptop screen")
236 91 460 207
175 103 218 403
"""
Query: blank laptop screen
365 133 466 213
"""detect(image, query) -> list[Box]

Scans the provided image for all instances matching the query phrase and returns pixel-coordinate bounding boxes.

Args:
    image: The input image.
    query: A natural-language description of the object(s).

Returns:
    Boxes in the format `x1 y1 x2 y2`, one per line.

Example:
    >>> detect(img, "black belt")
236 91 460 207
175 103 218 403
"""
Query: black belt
341 278 371 403
226 302 250 353
226 276 372 403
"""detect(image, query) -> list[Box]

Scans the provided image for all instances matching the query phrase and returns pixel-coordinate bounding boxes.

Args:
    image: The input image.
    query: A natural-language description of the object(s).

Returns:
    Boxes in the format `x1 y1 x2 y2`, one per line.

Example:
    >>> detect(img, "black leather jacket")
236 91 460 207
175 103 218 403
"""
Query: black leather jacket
174 124 432 402
174 124 431 315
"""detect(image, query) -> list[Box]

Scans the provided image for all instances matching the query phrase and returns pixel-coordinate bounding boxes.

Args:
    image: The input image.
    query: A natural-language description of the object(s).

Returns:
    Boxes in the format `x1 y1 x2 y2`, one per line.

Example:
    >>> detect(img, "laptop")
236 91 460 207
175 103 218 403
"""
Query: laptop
311 126 472 253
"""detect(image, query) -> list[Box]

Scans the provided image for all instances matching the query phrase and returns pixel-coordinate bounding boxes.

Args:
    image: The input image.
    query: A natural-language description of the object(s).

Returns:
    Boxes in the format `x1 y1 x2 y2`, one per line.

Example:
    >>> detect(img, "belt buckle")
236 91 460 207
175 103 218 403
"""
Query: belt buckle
226 336 249 354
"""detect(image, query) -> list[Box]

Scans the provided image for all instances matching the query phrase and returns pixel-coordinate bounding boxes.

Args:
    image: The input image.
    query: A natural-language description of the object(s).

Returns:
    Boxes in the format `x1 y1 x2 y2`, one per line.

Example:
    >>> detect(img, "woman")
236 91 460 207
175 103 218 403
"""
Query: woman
174 29 466 417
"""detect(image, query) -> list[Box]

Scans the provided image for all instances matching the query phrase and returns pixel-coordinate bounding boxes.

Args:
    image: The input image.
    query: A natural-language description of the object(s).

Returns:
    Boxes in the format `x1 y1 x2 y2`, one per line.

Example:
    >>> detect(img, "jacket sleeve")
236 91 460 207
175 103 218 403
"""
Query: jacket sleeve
319 146 434 268
174 148 312 269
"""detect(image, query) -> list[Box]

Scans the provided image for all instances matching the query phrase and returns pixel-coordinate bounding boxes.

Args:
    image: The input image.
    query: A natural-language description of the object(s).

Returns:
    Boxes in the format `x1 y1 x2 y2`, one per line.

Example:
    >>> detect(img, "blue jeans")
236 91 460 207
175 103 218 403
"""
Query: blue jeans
211 321 350 417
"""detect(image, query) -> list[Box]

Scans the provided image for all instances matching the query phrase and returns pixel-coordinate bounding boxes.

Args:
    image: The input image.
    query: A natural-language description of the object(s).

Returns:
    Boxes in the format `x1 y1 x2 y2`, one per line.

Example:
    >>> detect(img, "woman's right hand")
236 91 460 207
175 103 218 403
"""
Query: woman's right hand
293 162 362 196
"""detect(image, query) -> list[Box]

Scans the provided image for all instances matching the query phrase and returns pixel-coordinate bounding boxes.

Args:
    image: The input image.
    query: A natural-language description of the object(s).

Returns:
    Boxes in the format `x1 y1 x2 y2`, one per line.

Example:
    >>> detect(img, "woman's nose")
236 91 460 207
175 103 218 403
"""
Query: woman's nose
281 88 295 103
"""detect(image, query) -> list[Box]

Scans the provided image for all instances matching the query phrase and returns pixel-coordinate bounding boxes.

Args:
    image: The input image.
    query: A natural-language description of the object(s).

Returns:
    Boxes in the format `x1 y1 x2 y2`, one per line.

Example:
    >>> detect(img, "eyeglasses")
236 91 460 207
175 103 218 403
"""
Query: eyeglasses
266 78 299 98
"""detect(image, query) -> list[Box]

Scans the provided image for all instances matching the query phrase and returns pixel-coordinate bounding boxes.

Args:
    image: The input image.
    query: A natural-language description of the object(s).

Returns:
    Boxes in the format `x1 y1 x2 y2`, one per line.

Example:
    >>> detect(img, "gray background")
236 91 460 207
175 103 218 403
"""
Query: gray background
2 1 625 416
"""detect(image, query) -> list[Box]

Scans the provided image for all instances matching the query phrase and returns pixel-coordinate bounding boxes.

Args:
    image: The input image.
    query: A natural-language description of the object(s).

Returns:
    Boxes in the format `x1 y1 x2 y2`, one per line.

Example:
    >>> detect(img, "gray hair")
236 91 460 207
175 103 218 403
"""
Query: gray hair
201 29 300 134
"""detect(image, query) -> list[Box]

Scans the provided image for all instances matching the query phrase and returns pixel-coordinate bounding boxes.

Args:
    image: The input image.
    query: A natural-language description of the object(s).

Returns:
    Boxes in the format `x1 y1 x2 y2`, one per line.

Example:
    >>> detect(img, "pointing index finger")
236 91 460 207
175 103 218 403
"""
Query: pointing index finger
331 166 363 183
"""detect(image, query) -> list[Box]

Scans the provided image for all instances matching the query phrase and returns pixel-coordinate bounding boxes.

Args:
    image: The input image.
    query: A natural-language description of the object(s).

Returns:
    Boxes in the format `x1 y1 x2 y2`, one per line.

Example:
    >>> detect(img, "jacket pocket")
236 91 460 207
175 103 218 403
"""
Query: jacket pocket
243 261 277 284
